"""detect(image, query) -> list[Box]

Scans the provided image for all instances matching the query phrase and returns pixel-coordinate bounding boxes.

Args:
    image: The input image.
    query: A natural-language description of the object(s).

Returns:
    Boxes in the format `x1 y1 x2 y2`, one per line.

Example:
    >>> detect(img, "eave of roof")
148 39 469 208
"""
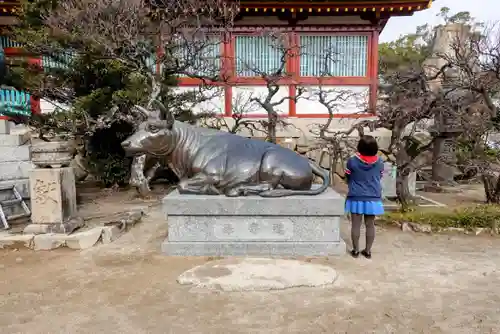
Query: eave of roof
238 0 432 15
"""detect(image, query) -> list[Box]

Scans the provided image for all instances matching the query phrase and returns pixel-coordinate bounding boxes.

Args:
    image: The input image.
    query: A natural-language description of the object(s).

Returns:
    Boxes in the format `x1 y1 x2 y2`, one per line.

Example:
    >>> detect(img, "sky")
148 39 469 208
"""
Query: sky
380 0 497 42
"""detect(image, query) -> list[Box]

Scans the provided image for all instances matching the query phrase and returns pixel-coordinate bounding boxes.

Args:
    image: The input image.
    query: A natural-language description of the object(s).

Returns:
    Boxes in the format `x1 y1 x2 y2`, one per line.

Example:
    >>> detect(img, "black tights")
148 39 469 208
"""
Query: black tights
350 214 376 253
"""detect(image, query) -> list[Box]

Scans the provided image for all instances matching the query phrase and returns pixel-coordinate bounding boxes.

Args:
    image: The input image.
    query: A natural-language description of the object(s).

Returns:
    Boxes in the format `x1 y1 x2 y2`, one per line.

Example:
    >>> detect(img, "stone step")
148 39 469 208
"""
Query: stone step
0 161 33 181
0 133 29 147
0 145 30 162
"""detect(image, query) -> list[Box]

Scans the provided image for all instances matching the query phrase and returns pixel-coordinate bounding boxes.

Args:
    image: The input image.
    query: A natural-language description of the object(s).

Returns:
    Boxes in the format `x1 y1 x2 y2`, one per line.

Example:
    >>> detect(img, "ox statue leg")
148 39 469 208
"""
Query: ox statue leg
178 173 221 195
225 184 273 197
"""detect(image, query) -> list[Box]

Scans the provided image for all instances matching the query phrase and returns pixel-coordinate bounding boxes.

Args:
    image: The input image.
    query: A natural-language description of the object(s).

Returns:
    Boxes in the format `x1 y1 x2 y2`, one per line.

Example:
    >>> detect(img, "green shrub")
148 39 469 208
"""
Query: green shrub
381 205 500 230
85 121 134 187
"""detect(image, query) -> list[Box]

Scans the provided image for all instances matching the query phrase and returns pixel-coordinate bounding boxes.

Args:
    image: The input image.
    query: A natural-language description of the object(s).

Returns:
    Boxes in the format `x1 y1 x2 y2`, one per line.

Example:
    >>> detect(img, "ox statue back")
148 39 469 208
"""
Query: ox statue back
121 109 330 197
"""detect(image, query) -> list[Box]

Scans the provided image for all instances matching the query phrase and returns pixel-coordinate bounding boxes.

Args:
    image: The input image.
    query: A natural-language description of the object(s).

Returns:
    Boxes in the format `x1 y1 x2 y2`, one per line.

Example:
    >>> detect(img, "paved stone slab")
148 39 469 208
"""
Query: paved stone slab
177 257 339 291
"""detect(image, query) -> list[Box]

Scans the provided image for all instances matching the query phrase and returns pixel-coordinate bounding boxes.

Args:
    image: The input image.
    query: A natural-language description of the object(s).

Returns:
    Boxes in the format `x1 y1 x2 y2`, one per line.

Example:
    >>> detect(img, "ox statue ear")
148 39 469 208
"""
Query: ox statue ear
165 111 175 129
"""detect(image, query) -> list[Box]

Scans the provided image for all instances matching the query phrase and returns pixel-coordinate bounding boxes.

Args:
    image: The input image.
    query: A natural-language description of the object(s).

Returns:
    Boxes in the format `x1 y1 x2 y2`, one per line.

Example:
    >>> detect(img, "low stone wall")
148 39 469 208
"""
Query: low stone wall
0 121 32 198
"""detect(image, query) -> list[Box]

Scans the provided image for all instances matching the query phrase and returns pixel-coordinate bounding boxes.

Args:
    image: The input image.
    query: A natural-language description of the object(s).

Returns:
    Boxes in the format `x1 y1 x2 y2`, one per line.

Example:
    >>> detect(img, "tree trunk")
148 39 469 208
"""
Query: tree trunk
329 147 339 187
481 173 500 204
396 165 415 211
266 111 278 144
267 123 277 144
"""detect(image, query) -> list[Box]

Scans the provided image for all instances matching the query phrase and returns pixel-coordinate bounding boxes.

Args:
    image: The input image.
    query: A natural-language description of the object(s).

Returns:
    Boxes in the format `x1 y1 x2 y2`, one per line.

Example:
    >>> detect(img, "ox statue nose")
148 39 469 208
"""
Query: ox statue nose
121 140 131 148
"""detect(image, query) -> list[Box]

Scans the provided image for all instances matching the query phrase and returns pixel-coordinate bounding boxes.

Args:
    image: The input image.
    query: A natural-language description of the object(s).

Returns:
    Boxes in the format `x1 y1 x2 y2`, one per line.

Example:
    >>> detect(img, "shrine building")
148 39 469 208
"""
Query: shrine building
0 0 432 126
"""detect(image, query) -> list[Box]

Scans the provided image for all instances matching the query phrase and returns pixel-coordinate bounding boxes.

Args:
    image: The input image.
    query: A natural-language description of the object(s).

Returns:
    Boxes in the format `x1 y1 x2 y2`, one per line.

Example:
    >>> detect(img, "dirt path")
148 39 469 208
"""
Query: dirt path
1 208 499 334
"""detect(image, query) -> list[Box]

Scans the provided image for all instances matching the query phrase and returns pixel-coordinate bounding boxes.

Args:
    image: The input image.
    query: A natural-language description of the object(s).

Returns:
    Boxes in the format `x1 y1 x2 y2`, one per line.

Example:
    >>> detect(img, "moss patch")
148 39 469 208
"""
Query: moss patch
380 205 500 231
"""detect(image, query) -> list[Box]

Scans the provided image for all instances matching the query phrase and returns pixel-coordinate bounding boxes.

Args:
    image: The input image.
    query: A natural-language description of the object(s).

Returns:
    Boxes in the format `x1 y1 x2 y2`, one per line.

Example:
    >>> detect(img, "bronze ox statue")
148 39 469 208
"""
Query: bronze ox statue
121 109 330 197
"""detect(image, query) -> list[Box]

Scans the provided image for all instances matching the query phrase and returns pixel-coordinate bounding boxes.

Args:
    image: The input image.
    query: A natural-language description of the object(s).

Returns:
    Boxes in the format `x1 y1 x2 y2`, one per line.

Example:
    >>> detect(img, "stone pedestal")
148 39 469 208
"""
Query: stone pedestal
31 140 75 168
162 187 346 256
24 168 83 234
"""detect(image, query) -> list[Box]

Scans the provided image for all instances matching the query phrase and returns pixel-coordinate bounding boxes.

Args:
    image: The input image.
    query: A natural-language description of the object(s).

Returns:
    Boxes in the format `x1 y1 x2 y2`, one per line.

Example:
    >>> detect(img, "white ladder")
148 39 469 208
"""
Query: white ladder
0 185 31 229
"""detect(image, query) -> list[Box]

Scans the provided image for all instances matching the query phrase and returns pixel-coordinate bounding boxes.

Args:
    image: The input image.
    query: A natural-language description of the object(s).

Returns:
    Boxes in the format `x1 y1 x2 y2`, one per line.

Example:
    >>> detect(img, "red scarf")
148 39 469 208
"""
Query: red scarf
356 153 378 164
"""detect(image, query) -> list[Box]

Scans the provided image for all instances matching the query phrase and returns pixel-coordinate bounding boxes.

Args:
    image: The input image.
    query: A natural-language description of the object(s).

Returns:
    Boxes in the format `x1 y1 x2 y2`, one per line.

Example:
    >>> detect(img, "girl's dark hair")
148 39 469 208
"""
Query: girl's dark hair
357 135 378 156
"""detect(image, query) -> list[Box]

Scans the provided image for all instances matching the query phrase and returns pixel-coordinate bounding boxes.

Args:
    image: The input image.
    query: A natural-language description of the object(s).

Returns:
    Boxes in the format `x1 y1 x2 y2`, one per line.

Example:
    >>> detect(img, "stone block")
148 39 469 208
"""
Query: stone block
0 161 33 181
162 187 346 257
32 233 65 250
0 133 28 147
24 217 84 235
65 227 103 249
0 233 34 249
0 145 30 162
29 167 77 225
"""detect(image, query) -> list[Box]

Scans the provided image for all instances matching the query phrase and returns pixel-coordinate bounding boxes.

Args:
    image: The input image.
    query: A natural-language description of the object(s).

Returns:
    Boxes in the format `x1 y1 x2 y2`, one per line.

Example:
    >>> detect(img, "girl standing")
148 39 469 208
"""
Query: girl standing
344 135 384 259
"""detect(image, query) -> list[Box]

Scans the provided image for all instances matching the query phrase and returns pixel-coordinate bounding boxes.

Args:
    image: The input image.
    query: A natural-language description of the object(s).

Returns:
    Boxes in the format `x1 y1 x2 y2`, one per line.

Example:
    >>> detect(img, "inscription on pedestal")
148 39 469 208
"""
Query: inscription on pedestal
29 167 77 225
213 217 294 241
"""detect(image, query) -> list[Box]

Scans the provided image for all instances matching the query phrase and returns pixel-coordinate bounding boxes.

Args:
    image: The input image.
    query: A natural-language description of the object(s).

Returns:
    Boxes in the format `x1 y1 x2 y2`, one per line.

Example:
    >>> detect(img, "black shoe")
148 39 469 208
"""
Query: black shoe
350 249 359 258
361 250 372 259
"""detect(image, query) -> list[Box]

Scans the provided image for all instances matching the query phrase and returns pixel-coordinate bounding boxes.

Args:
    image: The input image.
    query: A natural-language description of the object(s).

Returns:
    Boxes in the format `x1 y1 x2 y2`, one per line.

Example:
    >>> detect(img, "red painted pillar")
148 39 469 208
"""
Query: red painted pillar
368 30 379 114
28 56 42 114
288 32 299 117
223 34 234 117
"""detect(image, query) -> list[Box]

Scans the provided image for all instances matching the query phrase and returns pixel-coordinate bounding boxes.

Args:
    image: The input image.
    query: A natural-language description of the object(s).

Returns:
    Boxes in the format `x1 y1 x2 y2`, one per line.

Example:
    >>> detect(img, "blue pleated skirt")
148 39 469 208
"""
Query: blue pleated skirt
345 199 384 215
